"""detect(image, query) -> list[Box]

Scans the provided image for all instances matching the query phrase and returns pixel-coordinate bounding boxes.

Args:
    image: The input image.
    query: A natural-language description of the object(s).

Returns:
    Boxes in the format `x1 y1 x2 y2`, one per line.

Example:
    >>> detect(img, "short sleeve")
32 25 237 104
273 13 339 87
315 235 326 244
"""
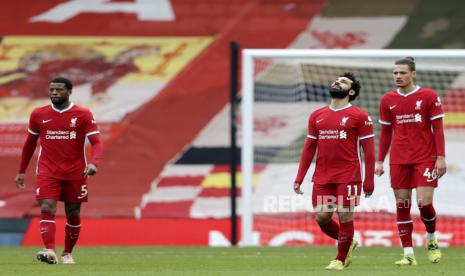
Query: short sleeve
307 112 318 139
378 96 392 125
28 110 40 135
357 112 375 140
428 92 444 121
83 110 100 137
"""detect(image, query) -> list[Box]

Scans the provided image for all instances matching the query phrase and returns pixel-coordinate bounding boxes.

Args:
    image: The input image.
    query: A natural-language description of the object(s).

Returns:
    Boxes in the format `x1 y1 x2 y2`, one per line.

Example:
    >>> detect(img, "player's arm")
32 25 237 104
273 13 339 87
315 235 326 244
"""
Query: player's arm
360 137 375 197
83 133 103 176
358 113 375 197
294 113 318 195
431 116 446 178
15 133 39 189
429 92 446 178
376 97 393 176
375 124 392 177
294 138 317 195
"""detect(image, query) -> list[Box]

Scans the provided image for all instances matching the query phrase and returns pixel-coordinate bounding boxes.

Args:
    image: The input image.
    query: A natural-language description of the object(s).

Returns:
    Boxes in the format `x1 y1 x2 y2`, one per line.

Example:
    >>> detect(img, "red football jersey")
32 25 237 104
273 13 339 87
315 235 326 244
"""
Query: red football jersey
379 86 444 164
28 103 100 180
308 103 374 184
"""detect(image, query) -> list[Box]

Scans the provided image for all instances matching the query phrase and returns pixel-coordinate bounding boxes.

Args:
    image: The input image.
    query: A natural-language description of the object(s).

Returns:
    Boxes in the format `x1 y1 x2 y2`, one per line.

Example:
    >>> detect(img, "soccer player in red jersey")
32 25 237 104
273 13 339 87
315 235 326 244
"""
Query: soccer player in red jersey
15 77 103 265
375 57 445 265
294 72 375 270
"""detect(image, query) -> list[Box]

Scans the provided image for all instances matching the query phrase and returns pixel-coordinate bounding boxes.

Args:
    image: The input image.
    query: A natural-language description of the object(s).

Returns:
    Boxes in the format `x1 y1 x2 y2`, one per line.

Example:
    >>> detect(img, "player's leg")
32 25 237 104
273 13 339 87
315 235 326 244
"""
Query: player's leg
414 162 438 235
39 199 57 249
36 177 60 264
314 210 338 240
334 182 360 268
335 210 355 267
394 189 416 265
312 184 344 270
315 209 345 270
416 174 441 263
312 184 338 240
391 164 416 265
318 206 345 271
36 199 59 264
61 179 87 264
62 202 81 264
417 186 436 235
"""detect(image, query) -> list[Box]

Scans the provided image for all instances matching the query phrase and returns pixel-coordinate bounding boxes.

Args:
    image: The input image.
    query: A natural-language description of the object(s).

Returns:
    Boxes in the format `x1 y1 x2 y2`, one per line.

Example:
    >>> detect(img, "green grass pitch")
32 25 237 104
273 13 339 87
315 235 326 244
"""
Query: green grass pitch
1 246 464 275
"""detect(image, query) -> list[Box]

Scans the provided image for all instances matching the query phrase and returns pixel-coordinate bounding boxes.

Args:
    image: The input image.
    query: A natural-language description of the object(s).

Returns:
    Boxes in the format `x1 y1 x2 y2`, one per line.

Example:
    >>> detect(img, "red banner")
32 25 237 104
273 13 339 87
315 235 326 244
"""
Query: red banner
22 214 465 246
22 217 232 246
255 213 464 247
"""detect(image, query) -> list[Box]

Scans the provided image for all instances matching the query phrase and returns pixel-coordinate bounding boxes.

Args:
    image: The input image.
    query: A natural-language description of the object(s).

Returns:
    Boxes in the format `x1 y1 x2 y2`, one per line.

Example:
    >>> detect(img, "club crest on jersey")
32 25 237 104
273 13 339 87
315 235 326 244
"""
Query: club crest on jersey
70 117 77 127
340 117 349 126
415 100 422 110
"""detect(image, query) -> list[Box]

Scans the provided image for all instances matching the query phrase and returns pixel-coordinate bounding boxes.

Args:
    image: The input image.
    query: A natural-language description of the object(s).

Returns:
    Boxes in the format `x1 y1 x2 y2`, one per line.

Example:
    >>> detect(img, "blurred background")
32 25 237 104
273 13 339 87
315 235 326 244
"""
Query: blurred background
0 0 464 247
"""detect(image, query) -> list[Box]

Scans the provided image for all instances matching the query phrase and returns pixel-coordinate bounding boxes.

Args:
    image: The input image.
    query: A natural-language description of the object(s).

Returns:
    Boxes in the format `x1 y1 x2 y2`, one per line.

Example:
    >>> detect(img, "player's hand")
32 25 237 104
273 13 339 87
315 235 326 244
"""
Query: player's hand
434 156 447 178
15 173 26 189
374 161 384 176
364 191 373 198
83 163 98 176
363 184 373 199
294 182 304 195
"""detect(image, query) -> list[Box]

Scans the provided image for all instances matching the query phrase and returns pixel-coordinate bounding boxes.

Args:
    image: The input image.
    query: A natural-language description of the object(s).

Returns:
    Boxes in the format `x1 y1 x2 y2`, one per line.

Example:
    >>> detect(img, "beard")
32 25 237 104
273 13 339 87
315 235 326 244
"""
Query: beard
51 97 67 106
329 86 349 99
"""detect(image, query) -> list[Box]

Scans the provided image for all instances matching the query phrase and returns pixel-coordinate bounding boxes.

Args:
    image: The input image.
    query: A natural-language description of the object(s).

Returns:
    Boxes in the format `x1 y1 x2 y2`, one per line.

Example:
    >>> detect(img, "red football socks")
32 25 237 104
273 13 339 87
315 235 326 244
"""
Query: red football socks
336 221 354 262
40 212 56 250
419 203 436 234
318 219 340 240
396 200 413 247
64 216 81 254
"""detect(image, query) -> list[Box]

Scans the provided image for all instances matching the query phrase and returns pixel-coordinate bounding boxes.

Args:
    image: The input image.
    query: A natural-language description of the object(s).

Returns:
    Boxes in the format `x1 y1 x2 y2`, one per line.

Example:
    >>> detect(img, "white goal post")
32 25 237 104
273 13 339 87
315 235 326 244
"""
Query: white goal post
240 49 465 246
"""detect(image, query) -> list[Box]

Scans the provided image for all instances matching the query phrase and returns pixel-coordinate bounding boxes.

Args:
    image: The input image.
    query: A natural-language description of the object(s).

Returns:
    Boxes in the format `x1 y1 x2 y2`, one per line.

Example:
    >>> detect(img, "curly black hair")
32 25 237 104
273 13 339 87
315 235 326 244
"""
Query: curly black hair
340 72 361 102
50 77 73 90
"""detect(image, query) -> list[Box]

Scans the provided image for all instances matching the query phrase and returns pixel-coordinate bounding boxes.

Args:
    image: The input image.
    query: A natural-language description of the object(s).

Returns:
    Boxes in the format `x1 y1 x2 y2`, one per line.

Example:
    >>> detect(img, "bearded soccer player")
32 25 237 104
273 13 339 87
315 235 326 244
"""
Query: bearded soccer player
375 57 445 266
294 72 375 270
15 77 103 265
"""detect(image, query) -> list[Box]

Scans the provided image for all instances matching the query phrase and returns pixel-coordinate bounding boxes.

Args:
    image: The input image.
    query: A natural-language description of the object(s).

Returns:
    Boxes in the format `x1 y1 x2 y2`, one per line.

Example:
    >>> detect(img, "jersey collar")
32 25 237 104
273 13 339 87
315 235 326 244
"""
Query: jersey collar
329 103 352 112
51 102 74 113
397 85 420 97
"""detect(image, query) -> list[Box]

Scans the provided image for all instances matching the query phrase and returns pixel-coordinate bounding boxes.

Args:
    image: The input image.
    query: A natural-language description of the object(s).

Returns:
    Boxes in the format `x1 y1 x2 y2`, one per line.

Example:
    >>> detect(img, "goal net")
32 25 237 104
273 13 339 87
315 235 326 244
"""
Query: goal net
240 50 465 247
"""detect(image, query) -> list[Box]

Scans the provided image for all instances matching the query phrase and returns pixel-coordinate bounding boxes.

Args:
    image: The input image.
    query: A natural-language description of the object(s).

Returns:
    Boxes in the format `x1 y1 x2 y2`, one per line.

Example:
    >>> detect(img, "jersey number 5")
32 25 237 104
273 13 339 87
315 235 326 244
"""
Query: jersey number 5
77 184 88 199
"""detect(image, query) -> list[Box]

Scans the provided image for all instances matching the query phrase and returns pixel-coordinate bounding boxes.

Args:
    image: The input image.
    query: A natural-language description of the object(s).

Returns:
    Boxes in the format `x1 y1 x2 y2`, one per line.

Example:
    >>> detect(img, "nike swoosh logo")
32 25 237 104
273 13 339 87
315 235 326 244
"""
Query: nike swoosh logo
316 119 324 123
42 119 52 123
389 105 397 110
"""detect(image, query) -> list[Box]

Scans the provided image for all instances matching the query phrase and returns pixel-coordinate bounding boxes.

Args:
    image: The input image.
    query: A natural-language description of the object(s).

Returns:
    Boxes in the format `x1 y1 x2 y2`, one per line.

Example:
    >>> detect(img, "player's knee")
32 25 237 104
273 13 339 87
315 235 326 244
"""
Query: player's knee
39 201 56 214
417 196 433 207
65 204 81 217
66 209 80 217
396 198 411 208
315 211 333 225
337 211 353 223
